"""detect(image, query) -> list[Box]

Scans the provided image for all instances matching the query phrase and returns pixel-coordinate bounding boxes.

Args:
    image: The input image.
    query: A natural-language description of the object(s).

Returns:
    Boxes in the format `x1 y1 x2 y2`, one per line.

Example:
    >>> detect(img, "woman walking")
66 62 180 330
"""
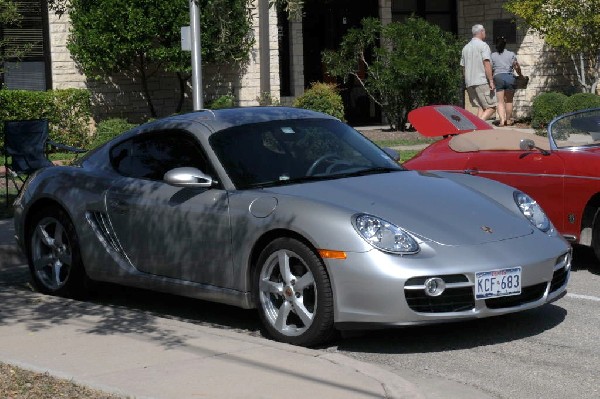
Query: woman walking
491 36 523 126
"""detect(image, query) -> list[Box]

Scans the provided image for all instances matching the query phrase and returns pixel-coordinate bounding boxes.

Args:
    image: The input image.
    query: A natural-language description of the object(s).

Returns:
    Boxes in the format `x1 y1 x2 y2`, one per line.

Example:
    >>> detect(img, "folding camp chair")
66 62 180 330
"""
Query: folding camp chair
2 119 86 205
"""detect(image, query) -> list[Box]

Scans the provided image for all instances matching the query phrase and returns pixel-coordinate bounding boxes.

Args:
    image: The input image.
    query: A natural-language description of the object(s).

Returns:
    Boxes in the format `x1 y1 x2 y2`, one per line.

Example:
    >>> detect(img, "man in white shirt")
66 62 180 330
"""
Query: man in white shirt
460 24 496 121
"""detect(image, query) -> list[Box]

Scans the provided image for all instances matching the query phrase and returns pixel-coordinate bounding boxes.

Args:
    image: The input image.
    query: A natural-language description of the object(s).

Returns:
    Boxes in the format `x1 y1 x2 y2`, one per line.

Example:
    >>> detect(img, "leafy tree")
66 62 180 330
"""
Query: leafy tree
322 17 462 131
50 0 254 117
505 0 600 93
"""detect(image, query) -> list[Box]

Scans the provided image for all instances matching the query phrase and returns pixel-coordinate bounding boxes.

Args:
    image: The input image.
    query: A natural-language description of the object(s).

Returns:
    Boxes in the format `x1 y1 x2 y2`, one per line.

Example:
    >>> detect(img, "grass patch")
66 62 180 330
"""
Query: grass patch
371 138 425 164
374 137 435 147
48 152 83 162
0 362 124 398
399 149 420 162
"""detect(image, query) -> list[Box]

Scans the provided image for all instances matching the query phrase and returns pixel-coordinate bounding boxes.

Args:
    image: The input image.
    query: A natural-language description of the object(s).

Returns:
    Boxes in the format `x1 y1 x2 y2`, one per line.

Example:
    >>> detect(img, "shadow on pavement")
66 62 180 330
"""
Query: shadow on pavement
0 281 262 348
334 303 566 354
89 282 262 335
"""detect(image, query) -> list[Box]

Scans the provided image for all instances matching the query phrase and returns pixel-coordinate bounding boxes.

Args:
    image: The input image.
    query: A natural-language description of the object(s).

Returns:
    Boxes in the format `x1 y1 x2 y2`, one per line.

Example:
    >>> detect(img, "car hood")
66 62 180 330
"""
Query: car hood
265 171 533 246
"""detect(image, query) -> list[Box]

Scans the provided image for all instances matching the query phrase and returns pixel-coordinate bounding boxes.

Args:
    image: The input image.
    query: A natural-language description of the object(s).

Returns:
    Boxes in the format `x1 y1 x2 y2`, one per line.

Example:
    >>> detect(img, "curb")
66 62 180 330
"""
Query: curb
318 352 425 399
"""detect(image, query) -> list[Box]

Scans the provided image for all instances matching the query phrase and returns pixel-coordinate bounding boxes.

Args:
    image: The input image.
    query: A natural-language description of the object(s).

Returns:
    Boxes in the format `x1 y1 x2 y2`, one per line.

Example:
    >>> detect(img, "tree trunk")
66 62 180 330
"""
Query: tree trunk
571 53 592 93
176 72 190 114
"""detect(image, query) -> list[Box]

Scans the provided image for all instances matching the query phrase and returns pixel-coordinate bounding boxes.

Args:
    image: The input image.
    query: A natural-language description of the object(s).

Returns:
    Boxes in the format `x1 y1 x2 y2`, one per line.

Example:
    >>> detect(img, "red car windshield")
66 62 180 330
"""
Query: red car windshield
549 108 600 149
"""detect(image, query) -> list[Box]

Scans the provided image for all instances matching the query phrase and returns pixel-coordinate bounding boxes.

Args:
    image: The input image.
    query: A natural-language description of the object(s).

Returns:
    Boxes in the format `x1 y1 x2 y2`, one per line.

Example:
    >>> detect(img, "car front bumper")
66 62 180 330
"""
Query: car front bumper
327 233 571 327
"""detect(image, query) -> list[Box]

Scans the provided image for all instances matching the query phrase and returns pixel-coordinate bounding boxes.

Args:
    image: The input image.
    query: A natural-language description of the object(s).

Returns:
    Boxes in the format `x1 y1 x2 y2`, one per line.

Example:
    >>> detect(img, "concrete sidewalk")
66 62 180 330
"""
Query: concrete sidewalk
0 218 490 399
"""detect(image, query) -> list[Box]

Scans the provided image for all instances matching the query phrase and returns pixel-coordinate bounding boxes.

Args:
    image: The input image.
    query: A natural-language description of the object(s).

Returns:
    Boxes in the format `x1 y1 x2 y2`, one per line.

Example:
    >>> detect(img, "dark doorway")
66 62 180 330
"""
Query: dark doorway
302 0 380 126
392 0 458 34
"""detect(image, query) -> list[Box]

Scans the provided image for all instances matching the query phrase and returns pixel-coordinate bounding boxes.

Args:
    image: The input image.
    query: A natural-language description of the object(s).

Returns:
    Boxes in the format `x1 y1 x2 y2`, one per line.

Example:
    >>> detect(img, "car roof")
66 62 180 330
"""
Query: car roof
80 107 339 168
141 106 338 137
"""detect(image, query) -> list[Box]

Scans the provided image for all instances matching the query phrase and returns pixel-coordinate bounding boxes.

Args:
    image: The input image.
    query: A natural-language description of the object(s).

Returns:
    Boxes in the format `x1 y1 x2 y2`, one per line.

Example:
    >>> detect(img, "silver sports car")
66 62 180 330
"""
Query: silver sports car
13 107 571 346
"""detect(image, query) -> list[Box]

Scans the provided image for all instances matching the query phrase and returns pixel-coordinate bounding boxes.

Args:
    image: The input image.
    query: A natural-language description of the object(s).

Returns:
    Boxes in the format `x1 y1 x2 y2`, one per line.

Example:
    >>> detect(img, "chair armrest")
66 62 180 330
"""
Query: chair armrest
47 139 87 153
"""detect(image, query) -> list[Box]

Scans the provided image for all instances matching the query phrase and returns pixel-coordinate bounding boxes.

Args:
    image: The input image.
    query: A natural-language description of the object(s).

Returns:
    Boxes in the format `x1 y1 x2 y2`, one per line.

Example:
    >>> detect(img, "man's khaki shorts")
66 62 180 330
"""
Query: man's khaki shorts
467 84 496 109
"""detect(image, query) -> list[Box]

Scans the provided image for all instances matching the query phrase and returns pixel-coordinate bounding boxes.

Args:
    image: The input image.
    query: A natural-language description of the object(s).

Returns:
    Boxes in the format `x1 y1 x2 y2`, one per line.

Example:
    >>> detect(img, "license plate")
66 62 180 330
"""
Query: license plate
475 267 521 299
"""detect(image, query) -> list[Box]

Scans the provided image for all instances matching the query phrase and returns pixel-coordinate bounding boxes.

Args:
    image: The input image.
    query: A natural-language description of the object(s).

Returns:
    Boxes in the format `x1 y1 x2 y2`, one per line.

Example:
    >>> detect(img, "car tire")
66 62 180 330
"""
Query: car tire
592 209 600 263
27 206 90 298
254 237 335 347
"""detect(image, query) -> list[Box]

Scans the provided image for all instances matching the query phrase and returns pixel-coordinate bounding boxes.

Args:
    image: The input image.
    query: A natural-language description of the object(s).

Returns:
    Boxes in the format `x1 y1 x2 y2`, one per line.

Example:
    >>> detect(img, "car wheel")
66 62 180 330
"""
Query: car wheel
592 209 600 263
28 206 90 298
254 237 335 346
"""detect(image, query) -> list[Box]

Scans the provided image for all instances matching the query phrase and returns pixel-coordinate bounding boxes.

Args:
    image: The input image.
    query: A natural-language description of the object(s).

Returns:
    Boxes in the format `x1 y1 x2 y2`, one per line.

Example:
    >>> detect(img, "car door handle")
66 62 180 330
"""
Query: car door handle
108 199 129 214
464 168 479 175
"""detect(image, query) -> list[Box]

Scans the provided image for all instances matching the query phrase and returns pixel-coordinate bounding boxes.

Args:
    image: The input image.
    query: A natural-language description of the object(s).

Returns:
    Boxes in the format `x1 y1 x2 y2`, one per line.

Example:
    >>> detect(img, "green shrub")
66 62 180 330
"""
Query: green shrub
0 89 92 148
531 92 568 133
256 91 280 106
293 82 345 120
91 118 138 148
208 94 236 109
563 93 600 113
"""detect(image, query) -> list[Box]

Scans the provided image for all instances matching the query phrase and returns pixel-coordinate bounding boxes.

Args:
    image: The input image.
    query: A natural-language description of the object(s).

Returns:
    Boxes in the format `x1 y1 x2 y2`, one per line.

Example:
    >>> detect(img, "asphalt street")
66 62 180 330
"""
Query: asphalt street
2 215 598 398
335 247 600 399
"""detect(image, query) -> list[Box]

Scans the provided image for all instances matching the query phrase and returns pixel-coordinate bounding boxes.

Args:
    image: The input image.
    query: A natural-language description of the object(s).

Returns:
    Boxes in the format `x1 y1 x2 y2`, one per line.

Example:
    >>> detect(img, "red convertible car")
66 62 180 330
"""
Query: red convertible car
404 105 600 262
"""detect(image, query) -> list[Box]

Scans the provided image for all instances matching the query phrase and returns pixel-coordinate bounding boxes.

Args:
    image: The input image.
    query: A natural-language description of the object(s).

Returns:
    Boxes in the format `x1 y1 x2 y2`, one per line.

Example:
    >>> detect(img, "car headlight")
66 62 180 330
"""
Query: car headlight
514 191 551 233
353 214 419 254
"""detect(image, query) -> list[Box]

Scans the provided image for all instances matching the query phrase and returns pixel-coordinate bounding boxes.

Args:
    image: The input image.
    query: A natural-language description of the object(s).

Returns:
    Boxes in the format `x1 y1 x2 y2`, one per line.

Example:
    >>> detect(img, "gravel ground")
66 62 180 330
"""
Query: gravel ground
0 363 123 399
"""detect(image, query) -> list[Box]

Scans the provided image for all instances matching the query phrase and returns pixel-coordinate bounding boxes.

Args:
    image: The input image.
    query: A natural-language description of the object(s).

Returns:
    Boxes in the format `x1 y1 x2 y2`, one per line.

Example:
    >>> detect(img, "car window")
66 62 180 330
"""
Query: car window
110 130 210 180
209 118 402 189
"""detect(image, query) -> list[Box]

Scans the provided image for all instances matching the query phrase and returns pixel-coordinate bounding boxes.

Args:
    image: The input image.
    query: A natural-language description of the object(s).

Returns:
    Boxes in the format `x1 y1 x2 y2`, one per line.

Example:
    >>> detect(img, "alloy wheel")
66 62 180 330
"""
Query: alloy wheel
31 216 73 291
258 249 317 336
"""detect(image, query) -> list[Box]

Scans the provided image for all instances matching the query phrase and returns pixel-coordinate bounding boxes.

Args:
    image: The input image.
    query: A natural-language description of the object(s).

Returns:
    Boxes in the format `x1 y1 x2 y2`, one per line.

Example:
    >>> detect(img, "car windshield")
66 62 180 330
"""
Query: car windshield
550 108 600 149
209 118 403 189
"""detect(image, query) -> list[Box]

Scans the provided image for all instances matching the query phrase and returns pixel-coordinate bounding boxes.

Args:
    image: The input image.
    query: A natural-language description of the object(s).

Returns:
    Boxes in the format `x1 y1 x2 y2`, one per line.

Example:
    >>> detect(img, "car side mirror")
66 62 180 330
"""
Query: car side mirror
519 138 535 151
163 167 214 188
383 147 400 162
518 138 550 158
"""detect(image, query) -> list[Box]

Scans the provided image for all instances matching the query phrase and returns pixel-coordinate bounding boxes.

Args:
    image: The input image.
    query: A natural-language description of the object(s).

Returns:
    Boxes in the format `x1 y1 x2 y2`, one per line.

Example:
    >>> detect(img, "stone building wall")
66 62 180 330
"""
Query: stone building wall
379 0 392 26
47 11 86 89
238 2 280 106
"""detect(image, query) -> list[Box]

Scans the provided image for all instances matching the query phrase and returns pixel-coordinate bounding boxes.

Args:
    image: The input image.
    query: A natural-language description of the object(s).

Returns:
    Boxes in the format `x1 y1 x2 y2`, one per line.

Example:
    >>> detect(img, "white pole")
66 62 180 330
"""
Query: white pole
189 0 203 109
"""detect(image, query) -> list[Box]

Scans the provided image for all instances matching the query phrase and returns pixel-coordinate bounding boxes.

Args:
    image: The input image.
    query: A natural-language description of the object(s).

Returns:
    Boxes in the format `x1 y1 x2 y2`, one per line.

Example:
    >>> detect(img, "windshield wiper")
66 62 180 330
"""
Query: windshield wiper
278 175 337 185
334 166 403 178
245 175 332 188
